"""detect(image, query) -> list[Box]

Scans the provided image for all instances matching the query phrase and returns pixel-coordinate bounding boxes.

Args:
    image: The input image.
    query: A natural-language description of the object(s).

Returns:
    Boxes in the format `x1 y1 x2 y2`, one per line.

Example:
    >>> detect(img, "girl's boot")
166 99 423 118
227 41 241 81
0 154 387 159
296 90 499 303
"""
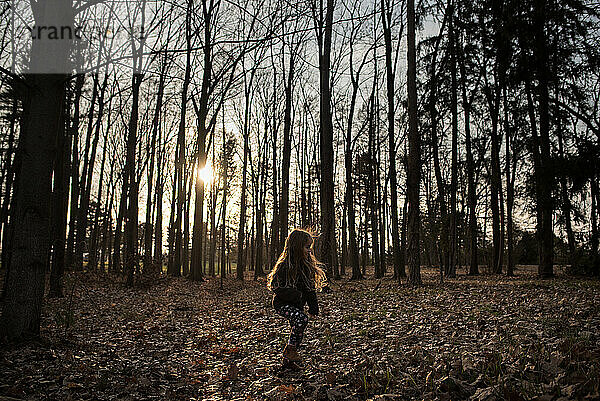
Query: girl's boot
282 344 301 363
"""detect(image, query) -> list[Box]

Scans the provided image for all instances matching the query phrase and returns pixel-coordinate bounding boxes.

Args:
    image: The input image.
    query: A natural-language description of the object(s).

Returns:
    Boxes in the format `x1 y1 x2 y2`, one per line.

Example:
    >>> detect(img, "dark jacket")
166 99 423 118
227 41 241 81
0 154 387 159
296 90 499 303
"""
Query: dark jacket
271 262 319 316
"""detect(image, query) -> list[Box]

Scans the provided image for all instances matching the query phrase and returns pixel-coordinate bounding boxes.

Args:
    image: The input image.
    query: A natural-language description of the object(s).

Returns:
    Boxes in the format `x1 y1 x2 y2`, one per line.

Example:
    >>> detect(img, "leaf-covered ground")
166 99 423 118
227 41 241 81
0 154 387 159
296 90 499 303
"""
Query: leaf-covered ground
1 267 599 400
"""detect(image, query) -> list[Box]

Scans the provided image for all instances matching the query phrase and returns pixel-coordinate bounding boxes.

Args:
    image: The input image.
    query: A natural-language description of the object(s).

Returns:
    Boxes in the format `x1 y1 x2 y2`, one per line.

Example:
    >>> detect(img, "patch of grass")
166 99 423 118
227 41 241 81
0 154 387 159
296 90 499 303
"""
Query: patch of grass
481 351 504 385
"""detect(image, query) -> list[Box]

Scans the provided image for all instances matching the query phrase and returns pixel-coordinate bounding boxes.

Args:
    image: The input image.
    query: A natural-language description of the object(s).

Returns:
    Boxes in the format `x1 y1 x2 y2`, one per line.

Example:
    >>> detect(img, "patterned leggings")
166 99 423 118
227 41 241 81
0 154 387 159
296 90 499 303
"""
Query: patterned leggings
275 304 309 347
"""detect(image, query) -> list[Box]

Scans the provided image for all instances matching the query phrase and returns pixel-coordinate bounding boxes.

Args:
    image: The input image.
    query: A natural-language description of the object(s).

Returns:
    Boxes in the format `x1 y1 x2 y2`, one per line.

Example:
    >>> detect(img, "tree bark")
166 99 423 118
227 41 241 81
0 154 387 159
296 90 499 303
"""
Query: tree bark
279 48 295 252
448 4 458 278
316 0 338 279
49 87 72 298
406 0 421 286
532 0 554 278
381 0 402 279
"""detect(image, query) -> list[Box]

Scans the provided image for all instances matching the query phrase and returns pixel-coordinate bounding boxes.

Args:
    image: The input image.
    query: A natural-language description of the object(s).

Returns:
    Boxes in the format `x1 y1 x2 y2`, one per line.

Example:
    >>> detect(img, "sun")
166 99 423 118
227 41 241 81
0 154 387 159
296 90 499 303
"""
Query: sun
197 164 214 184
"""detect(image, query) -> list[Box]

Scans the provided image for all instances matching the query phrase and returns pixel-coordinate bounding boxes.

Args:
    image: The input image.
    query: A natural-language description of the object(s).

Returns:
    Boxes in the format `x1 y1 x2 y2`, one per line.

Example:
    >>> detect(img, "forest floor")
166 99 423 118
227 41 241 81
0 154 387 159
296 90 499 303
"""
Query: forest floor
1 266 599 401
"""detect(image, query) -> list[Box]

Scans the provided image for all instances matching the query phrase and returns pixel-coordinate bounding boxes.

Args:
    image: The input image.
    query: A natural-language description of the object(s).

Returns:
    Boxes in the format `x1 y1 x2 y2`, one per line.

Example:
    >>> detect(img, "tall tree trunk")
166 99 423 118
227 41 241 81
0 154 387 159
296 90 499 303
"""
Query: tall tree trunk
556 99 576 273
531 0 554 278
189 17 211 281
504 87 515 276
448 4 458 278
124 71 142 286
49 87 73 298
88 93 111 271
279 49 295 252
254 123 268 279
0 0 73 338
406 0 421 286
429 5 450 277
76 74 108 271
488 0 508 275
316 0 338 279
381 0 402 279
145 53 167 274
220 133 229 287
1 73 68 339
368 86 381 279
270 67 279 264
65 75 85 270
171 0 192 277
154 153 164 268
346 62 362 281
458 26 478 276
73 73 99 271
237 66 256 281
190 121 208 281
0 97 20 272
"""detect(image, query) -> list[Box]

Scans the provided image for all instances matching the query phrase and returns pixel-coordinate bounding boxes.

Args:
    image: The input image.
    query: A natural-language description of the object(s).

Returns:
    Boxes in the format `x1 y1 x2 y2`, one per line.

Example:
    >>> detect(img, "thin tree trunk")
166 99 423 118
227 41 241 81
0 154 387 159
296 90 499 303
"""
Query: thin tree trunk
88 92 111 271
406 0 421 286
111 169 127 274
189 5 213 281
209 148 217 277
65 75 85 270
556 97 576 273
346 63 362 281
504 87 515 276
145 52 167 274
381 0 402 279
279 48 295 252
448 5 458 278
49 87 72 298
237 66 256 281
78 74 108 271
73 73 99 272
270 66 279 264
124 72 142 286
315 0 338 279
458 25 478 276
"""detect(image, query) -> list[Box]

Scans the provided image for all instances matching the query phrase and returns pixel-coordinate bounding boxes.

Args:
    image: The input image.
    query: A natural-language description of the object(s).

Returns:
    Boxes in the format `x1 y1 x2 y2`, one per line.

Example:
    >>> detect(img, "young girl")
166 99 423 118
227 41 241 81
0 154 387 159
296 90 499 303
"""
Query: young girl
267 229 327 366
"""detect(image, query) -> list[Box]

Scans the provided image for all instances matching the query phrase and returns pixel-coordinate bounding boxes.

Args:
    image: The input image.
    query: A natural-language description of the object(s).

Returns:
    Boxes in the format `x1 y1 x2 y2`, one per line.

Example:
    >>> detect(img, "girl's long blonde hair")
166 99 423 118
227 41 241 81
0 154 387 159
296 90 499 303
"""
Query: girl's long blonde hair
267 228 327 291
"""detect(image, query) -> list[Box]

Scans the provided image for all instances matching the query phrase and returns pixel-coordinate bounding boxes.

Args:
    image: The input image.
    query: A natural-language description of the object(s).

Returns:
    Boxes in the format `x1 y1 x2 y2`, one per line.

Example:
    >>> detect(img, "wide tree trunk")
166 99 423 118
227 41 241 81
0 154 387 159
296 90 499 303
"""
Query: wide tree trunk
0 0 74 340
1 74 67 339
